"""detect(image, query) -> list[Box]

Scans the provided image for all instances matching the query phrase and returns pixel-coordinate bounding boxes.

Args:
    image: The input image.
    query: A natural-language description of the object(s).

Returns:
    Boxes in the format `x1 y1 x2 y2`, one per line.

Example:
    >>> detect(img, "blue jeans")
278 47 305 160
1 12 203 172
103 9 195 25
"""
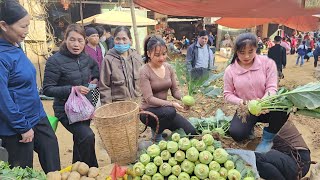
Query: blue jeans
296 55 304 65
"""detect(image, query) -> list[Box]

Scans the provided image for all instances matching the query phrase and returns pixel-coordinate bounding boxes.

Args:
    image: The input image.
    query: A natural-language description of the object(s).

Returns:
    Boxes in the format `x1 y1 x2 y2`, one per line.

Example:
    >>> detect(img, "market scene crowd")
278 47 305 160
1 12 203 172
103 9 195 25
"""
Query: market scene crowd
0 0 319 180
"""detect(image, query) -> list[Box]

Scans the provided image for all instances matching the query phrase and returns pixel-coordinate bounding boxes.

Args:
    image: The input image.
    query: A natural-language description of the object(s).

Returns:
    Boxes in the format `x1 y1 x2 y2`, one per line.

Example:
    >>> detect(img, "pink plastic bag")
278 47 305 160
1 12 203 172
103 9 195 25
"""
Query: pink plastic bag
65 87 95 124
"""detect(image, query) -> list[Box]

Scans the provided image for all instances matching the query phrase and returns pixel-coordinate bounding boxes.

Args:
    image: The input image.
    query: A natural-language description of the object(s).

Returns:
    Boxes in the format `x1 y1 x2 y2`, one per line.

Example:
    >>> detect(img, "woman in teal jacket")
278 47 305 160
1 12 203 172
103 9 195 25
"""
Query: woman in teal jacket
0 0 60 173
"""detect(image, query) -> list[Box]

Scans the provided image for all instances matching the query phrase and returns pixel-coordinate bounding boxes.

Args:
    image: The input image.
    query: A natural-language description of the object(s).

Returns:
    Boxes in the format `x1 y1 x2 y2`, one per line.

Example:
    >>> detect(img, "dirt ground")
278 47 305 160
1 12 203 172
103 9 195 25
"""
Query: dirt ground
34 53 320 177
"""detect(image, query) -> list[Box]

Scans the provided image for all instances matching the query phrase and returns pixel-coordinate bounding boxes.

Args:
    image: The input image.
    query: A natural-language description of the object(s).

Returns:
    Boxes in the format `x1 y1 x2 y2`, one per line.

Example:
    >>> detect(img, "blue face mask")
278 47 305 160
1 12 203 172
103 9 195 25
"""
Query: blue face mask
114 44 130 54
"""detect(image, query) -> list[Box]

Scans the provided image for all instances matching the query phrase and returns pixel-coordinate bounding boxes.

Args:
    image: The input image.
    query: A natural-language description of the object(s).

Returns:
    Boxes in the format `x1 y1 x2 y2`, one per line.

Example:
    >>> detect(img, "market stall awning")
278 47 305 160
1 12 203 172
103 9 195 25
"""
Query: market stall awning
167 18 201 22
216 16 319 32
134 0 320 18
77 11 158 26
275 16 320 32
216 18 271 29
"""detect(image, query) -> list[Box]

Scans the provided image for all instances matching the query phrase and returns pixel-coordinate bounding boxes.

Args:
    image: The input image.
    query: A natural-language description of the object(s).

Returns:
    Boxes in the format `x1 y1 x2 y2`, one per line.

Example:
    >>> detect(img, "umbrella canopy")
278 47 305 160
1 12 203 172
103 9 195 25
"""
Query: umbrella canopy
77 11 158 26
134 0 320 18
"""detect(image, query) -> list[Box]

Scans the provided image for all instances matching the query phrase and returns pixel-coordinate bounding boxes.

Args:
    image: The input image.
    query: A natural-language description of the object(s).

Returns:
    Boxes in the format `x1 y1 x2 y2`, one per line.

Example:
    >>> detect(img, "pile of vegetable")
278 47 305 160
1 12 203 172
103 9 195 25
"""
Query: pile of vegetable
189 109 232 137
47 161 99 180
0 160 46 180
132 134 255 180
243 82 320 121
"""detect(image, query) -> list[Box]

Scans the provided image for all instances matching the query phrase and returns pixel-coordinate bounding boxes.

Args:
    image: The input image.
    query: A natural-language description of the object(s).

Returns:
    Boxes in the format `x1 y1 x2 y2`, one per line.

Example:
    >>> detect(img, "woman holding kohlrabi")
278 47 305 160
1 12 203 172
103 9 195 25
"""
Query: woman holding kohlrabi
223 33 289 153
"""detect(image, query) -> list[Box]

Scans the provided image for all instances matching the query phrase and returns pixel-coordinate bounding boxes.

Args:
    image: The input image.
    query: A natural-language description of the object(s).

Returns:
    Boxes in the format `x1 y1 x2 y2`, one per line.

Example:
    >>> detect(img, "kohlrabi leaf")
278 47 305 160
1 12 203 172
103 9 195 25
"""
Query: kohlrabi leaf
202 72 224 87
285 82 320 109
215 109 225 121
205 87 222 98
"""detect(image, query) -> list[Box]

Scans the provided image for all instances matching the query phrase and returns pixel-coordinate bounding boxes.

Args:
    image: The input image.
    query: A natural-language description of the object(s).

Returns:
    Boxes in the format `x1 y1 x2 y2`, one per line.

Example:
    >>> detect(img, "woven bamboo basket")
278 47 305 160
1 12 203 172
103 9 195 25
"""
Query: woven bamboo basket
93 101 139 165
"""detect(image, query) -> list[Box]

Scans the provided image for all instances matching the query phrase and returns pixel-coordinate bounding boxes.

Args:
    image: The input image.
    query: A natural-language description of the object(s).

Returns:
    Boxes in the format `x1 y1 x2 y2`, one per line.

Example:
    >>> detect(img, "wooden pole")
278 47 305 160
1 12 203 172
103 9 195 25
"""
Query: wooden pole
80 0 84 27
129 0 141 54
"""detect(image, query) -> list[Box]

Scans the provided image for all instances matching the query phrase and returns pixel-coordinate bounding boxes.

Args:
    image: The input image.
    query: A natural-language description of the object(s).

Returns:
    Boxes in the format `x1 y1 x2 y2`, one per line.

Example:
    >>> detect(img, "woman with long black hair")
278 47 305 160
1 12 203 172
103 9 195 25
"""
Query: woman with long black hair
223 33 289 153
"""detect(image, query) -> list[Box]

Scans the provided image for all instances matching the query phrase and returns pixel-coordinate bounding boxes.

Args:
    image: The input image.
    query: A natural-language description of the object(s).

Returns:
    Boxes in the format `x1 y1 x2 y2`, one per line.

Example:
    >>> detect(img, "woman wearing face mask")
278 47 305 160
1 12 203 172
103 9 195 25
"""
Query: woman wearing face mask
99 26 143 105
43 24 99 167
0 0 60 172
223 33 289 153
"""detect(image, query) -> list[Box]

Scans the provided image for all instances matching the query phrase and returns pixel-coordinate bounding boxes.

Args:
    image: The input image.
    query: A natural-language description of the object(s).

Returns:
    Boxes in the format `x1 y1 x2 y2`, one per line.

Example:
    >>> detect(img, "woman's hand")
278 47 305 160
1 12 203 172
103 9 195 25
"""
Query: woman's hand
90 78 98 84
172 102 187 113
20 129 34 143
76 86 90 95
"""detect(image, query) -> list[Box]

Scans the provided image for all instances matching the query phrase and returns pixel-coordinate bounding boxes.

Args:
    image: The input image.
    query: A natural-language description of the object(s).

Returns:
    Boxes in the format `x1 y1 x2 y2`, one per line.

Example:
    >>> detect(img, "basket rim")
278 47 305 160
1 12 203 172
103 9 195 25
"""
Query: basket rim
94 101 139 119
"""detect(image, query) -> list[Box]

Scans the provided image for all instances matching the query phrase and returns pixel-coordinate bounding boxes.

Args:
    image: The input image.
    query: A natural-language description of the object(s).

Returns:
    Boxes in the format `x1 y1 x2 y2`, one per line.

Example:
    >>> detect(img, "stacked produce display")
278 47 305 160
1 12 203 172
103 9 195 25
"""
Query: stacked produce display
132 133 255 180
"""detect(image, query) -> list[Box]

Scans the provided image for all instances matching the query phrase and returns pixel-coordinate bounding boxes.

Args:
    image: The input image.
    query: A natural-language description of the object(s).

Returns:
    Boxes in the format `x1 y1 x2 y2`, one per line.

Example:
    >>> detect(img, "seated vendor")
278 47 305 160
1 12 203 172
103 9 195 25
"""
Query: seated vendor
139 35 197 142
255 120 311 180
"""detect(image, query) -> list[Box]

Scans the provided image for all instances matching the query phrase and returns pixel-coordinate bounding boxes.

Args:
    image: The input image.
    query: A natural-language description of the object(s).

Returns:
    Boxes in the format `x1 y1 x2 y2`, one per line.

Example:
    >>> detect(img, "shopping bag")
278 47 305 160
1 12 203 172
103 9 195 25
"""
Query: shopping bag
307 51 314 58
65 86 94 124
47 115 59 132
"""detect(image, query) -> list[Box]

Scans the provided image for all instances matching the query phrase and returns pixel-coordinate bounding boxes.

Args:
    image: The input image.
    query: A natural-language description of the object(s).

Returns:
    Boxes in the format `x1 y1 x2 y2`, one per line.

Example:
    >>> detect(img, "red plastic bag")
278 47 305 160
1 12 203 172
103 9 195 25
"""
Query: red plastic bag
110 164 127 180
65 87 94 124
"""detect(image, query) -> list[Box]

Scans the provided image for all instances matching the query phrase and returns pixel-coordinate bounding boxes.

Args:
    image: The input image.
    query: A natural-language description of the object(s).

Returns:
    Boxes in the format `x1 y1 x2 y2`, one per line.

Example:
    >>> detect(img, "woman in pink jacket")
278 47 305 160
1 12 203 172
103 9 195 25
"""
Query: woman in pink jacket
223 33 289 153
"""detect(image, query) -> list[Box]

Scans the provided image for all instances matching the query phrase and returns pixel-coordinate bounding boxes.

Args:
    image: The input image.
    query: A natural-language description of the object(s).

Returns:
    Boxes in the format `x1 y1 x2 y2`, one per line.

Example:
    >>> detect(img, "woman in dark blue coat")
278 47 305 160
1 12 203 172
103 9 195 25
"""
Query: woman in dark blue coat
0 0 60 173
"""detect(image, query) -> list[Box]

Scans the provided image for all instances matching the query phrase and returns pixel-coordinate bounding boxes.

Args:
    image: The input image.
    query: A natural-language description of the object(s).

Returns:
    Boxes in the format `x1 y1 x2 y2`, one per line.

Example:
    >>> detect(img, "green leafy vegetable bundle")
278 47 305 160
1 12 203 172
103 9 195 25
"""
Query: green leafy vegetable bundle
245 82 320 119
0 161 46 180
172 60 223 106
189 109 232 137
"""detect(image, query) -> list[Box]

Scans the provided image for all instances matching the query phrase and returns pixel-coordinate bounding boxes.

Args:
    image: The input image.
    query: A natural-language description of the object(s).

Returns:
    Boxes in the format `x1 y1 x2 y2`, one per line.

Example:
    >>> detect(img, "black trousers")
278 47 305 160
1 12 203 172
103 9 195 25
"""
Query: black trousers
229 111 289 142
305 48 312 61
140 106 197 135
55 112 98 167
314 55 319 67
277 68 284 79
255 149 311 180
0 116 60 173
190 68 210 81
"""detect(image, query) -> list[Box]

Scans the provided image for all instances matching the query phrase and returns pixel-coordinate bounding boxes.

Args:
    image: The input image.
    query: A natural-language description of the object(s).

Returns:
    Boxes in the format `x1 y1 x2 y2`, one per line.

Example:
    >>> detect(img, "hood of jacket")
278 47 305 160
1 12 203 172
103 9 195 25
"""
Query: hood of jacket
107 48 140 60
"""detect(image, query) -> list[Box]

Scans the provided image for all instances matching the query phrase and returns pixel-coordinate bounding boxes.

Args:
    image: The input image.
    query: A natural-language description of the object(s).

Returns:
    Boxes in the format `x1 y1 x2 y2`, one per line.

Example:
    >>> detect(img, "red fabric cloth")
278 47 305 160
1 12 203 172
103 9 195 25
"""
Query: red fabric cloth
216 16 319 32
311 39 315 49
275 16 320 32
215 18 271 29
134 0 320 18
291 37 297 48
